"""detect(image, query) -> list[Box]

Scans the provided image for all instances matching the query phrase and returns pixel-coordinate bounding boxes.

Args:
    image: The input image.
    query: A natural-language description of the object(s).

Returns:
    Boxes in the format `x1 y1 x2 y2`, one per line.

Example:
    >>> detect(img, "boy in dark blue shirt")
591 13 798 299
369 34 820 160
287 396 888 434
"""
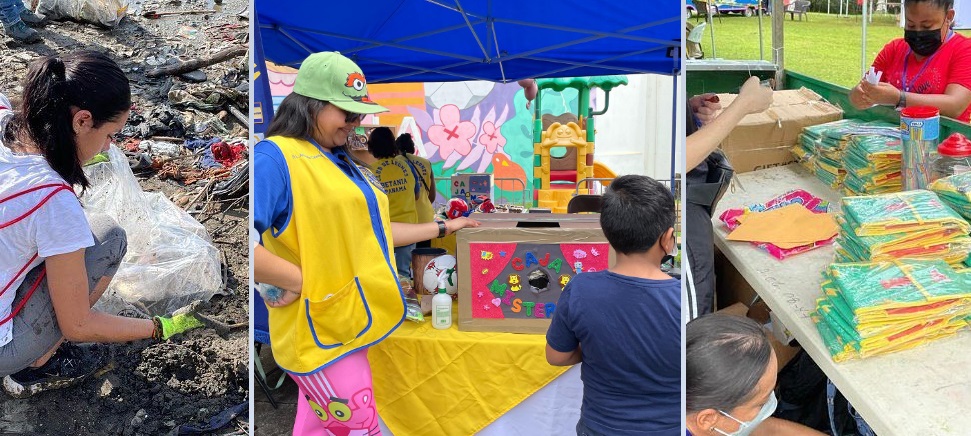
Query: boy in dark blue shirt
546 175 681 436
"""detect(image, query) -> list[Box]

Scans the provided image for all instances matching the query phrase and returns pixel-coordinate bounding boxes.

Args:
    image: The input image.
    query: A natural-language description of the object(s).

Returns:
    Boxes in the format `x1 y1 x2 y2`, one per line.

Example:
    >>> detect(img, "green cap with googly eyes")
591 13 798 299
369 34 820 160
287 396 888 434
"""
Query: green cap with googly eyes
292 51 388 115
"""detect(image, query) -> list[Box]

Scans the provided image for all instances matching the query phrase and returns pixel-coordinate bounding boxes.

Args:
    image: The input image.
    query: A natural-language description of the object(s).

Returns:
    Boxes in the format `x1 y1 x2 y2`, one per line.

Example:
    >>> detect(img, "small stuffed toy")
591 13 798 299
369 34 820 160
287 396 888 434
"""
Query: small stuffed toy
478 198 496 213
447 198 470 219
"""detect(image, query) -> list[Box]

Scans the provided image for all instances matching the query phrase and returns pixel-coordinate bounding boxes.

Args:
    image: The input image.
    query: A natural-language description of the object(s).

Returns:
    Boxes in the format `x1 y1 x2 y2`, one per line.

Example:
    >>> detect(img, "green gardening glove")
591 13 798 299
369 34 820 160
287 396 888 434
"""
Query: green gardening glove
153 313 205 340
152 300 209 340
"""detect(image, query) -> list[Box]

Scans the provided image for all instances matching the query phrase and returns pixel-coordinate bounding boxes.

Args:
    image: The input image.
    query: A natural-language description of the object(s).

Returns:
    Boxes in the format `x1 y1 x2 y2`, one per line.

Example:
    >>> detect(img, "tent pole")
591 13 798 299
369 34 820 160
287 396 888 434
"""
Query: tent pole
862 0 869 75
773 0 784 86
708 4 716 58
671 73 677 194
758 1 765 60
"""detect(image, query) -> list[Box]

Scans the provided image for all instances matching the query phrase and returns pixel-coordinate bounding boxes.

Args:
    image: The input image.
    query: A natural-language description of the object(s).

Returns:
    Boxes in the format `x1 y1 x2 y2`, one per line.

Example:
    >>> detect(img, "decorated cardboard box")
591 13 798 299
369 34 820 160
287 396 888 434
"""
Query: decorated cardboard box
451 173 494 203
455 214 615 334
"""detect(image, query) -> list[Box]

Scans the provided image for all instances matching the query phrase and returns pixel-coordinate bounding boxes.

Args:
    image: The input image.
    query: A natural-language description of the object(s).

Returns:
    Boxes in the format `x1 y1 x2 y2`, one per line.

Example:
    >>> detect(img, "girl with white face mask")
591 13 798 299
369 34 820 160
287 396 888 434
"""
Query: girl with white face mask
685 314 825 436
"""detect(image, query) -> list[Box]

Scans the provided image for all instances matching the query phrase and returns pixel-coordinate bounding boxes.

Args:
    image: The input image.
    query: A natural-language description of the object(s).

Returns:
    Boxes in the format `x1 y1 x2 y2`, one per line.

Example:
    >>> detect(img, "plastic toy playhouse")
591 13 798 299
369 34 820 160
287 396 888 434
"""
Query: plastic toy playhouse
530 76 626 211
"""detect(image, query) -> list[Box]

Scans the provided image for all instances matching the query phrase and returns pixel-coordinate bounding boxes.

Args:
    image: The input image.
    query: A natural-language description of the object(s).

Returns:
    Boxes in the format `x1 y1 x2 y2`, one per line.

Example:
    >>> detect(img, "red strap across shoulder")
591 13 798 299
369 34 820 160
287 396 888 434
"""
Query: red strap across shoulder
0 183 74 230
0 183 76 325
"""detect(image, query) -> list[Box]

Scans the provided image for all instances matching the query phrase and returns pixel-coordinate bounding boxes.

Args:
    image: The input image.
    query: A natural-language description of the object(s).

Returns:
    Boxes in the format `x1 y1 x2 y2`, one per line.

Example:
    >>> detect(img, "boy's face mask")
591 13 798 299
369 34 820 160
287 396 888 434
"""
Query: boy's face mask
713 391 778 436
668 229 678 258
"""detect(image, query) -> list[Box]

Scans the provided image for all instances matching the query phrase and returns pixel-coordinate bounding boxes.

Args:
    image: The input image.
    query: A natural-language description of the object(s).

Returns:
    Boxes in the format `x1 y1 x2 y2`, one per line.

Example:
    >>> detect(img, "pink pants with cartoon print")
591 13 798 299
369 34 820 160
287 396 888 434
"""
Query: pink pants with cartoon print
290 349 382 436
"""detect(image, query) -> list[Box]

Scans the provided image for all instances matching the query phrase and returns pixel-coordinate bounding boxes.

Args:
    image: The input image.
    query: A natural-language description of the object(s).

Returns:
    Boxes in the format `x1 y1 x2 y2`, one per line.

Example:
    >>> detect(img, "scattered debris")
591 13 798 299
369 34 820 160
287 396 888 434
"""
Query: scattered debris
142 9 216 19
146 46 247 78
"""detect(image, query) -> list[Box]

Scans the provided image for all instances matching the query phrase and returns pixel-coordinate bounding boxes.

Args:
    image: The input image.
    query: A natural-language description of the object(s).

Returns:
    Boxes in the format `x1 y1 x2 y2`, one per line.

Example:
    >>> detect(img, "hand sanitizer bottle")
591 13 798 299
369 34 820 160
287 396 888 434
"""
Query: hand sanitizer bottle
432 277 452 330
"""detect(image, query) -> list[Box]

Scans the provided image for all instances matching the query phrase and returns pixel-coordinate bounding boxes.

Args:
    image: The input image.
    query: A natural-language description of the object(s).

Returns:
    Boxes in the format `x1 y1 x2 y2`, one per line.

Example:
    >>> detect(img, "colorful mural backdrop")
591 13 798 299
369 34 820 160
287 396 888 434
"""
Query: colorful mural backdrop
266 62 593 206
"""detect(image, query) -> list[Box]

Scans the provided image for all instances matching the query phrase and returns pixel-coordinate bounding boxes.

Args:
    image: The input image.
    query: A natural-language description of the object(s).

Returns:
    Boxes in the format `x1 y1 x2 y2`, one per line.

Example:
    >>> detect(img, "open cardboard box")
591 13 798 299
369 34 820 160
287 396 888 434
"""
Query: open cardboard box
455 213 615 334
714 87 842 173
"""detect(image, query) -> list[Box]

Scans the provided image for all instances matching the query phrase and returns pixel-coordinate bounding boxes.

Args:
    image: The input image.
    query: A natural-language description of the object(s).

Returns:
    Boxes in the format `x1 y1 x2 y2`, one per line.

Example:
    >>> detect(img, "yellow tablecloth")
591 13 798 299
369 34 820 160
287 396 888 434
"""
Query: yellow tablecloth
369 306 569 436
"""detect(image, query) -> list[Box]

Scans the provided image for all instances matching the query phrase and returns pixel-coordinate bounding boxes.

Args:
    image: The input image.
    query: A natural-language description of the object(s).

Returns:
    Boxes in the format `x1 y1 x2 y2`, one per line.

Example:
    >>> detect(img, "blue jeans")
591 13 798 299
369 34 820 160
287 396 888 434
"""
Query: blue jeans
393 243 415 278
0 0 26 26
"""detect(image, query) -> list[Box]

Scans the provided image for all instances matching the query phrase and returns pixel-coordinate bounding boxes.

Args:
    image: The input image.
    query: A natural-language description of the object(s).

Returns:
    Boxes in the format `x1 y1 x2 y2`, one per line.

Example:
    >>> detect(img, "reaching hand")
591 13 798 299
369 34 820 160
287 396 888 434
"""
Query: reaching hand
153 301 208 340
859 80 901 106
689 93 722 125
736 76 773 114
259 283 301 308
444 217 481 235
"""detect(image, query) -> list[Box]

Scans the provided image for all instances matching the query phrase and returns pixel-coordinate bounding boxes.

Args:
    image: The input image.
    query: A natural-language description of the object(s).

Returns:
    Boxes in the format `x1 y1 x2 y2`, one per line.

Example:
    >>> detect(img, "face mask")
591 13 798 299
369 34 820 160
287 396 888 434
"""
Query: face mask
905 23 947 57
668 232 679 258
713 391 778 436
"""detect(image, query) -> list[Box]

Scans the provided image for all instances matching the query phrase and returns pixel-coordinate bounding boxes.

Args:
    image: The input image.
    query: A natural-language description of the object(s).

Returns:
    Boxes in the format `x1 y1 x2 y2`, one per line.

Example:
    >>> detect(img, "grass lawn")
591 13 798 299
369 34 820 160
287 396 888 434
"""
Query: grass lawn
695 12 971 87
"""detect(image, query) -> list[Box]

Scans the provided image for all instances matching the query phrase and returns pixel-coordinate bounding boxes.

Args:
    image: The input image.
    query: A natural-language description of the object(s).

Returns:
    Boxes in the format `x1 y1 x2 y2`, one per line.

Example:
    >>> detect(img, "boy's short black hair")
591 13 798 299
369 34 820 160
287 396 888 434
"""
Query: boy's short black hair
600 175 675 254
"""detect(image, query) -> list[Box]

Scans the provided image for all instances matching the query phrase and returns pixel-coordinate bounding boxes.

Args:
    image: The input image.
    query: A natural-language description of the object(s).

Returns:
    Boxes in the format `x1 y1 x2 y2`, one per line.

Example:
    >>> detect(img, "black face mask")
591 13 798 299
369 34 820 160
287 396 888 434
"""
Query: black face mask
905 27 945 57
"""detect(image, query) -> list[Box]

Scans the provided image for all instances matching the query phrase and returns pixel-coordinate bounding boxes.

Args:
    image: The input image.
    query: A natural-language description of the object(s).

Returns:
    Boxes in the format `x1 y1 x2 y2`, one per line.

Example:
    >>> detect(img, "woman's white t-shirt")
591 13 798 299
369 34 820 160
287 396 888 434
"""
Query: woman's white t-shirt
0 95 93 347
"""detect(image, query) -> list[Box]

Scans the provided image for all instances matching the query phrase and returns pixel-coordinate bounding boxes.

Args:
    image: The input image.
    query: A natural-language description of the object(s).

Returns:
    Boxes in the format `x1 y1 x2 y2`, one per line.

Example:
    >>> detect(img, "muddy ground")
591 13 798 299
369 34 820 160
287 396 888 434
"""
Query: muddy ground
0 0 250 434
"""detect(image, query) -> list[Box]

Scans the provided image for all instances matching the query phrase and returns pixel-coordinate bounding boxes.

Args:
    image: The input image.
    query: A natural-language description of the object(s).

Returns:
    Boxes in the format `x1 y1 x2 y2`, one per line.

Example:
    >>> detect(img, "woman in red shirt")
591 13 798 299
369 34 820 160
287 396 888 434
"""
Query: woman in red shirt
850 0 971 122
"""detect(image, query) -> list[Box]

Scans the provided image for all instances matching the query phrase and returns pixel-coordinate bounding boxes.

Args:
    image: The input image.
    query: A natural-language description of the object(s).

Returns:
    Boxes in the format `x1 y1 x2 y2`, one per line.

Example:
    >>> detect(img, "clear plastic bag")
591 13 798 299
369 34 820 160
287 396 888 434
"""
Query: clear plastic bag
36 0 129 28
81 145 222 317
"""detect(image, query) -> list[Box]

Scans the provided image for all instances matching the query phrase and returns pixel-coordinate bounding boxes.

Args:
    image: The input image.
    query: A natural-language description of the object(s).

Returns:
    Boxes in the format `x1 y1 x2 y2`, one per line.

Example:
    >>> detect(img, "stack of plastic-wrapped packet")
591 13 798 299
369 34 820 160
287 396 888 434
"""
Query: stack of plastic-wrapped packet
796 119 863 188
813 260 971 361
841 124 902 195
793 119 903 194
930 172 971 221
834 190 971 268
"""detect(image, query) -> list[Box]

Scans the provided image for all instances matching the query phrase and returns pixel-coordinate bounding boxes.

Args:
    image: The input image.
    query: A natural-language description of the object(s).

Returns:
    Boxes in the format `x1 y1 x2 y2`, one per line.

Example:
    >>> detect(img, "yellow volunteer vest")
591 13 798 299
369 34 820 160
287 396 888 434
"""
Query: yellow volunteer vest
370 156 418 224
261 136 406 375
407 154 435 223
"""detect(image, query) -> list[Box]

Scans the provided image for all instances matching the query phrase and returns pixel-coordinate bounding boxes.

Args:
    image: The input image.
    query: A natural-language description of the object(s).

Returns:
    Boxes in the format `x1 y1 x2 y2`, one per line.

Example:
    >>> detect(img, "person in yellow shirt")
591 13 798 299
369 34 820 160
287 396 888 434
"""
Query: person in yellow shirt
395 133 437 248
252 52 479 435
368 127 420 277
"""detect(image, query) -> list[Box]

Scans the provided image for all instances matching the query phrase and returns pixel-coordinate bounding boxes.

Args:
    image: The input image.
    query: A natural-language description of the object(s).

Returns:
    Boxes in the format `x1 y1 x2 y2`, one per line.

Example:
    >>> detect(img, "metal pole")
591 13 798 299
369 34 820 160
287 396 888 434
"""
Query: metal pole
671 74 677 194
773 0 785 86
862 0 869 75
758 1 765 60
708 3 716 58
828 0 831 15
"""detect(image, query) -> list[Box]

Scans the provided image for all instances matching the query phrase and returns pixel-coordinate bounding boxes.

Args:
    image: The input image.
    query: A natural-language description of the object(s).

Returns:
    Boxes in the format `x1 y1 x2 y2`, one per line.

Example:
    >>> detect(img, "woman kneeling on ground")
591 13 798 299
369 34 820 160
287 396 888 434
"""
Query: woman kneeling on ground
0 51 206 398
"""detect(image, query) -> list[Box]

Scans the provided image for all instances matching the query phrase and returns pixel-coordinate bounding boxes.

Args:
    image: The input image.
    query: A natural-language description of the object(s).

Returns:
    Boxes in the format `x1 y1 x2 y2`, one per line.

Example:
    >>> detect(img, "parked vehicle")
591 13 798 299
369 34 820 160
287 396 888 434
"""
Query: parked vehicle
686 0 766 17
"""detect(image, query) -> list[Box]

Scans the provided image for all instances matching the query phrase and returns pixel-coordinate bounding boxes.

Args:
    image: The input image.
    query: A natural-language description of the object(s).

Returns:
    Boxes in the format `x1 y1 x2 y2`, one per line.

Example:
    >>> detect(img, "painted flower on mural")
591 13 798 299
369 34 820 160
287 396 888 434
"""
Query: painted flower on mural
412 82 521 174
427 104 476 160
478 121 506 153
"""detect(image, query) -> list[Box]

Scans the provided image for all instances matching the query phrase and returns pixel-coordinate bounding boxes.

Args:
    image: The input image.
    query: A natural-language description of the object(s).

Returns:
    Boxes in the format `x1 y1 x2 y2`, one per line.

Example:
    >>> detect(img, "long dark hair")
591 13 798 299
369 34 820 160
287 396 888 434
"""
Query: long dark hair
266 92 329 140
686 314 772 413
395 133 416 155
266 93 365 164
6 51 131 189
367 127 397 159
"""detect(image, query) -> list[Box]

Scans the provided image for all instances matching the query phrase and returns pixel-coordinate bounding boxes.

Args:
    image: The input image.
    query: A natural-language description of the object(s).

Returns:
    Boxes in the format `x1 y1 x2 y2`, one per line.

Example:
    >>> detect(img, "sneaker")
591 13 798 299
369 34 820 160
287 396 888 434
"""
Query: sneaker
3 20 40 44
19 10 46 27
2 343 108 399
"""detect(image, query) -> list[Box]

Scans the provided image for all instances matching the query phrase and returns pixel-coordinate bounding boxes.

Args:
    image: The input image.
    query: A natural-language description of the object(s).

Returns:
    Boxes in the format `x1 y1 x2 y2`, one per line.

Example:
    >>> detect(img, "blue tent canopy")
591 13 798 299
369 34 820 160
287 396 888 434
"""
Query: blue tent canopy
256 0 682 83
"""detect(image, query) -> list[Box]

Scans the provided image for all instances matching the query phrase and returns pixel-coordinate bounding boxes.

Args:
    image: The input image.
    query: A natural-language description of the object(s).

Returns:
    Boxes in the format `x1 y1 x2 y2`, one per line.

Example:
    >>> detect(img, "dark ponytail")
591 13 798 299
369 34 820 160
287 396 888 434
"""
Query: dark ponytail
6 51 131 190
395 133 416 155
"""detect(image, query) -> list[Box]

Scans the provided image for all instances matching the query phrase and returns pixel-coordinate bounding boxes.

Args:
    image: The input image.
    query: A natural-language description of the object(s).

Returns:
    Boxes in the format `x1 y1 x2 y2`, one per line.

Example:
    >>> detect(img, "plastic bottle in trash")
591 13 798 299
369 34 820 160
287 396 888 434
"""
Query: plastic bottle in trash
432 276 452 330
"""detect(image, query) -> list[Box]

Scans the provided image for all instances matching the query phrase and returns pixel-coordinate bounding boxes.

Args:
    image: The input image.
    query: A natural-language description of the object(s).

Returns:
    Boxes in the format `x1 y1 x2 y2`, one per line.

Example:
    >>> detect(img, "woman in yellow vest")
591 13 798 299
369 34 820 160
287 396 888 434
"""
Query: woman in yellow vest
396 133 437 250
368 127 420 278
252 52 478 435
